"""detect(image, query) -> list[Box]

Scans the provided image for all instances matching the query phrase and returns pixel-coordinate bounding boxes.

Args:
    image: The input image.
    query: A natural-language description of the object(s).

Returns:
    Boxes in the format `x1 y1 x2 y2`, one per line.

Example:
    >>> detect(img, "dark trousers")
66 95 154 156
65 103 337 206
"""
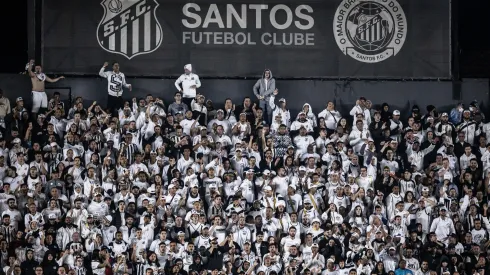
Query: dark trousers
107 94 124 116
259 97 273 124
182 97 194 110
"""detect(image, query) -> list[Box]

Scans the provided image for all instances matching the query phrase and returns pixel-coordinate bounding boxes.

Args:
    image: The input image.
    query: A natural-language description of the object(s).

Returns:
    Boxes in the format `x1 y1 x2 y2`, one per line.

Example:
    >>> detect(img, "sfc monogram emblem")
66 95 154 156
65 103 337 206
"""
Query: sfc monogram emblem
333 0 407 63
97 0 163 59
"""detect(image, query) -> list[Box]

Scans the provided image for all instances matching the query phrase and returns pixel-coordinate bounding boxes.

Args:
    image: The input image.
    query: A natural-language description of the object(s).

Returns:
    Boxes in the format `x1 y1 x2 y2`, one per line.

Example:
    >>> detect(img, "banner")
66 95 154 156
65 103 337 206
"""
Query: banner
41 0 451 78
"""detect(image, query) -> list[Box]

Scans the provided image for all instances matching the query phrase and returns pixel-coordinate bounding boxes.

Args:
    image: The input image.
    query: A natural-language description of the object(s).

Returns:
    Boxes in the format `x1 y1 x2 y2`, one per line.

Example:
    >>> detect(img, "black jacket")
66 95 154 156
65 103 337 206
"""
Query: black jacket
20 259 39 275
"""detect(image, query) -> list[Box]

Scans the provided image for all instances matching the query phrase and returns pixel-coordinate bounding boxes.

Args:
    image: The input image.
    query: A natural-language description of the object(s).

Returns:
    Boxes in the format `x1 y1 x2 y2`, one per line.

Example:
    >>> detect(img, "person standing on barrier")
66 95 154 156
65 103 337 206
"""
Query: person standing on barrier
175 64 201 109
26 59 65 117
253 69 276 124
99 61 132 116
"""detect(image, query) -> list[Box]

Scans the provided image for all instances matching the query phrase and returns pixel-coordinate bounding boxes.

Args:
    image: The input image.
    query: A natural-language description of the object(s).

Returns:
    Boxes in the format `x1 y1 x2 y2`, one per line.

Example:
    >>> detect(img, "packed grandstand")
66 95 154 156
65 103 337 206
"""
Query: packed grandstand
0 62 487 275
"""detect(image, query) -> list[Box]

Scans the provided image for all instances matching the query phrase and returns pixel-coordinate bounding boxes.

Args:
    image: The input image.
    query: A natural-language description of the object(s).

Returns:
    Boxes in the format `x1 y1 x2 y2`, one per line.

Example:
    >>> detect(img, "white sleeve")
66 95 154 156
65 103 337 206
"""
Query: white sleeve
122 73 130 88
350 106 359 117
175 75 183 91
195 75 201 88
99 67 108 78
429 218 439 233
318 109 327 119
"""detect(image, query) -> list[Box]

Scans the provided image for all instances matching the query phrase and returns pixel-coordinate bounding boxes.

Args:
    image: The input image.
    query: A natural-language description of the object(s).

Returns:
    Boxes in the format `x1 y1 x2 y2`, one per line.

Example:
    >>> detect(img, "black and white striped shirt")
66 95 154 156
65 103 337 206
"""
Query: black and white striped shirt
120 143 138 165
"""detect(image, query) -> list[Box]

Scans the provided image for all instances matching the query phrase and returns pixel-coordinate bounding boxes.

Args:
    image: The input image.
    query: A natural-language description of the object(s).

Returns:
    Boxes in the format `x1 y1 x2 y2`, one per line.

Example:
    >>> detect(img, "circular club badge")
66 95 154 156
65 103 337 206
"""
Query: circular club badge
333 0 407 63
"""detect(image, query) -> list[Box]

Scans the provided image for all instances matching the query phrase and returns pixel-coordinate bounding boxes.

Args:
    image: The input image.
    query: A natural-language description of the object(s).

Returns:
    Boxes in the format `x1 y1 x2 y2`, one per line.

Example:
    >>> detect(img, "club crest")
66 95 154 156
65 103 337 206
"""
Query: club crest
96 0 163 59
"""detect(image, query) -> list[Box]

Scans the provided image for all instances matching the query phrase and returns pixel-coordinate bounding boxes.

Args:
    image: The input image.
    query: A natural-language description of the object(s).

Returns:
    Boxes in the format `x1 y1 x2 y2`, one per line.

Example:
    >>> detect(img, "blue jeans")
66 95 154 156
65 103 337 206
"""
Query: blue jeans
259 97 273 125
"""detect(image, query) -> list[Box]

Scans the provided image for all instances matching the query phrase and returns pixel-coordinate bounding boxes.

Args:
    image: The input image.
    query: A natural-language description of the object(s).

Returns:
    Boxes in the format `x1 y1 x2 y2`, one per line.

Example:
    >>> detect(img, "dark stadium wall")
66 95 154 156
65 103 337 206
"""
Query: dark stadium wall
0 74 488 119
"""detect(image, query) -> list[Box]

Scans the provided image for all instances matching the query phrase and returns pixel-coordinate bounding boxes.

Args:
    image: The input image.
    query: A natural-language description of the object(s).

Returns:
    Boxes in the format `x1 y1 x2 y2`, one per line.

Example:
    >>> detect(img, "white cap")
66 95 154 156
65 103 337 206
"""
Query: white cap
393 110 401 116
299 166 307 171
263 170 271 175
48 214 56 220
184 64 192 71
263 186 272 191
104 215 113 223
276 201 285 207
167 184 175 189
12 138 21 144
311 218 321 224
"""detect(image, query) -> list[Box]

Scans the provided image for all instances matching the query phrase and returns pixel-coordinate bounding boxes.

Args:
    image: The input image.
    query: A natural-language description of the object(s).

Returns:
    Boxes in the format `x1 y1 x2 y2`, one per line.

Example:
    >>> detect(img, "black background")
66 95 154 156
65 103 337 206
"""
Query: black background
0 0 488 79
39 0 450 78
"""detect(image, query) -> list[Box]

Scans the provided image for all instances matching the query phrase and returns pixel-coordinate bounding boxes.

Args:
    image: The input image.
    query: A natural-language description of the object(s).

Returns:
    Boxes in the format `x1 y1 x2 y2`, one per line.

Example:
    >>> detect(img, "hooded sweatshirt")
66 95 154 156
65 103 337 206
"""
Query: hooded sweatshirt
300 103 317 128
253 69 276 99
41 251 60 275
20 250 39 275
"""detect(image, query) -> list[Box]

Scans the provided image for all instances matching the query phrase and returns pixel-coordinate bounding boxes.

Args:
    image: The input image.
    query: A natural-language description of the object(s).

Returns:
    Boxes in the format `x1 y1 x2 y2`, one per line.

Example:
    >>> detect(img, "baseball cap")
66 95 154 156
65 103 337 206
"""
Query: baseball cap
311 218 321 224
16 97 23 102
393 110 400 116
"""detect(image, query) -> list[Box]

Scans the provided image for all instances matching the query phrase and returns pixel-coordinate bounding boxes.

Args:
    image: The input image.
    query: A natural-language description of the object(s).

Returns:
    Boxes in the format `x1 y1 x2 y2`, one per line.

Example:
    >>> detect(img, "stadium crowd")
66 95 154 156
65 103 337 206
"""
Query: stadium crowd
0 61 488 275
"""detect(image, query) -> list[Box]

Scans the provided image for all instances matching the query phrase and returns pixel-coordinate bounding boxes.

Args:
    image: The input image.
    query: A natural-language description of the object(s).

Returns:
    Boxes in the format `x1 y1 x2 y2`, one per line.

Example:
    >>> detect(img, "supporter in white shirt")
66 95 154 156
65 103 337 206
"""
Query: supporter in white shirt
175 64 201 105
429 206 455 244
318 101 342 131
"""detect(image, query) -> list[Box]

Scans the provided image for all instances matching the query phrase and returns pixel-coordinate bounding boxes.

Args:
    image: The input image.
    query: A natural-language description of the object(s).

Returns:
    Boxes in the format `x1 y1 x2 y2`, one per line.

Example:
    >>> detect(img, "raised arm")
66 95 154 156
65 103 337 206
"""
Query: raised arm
27 59 35 78
99 62 109 78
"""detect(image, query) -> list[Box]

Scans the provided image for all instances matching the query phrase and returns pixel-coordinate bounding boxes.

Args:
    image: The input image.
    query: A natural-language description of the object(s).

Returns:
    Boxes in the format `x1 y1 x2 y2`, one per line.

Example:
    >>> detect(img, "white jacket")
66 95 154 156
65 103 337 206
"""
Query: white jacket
349 128 370 154
349 105 371 125
430 216 455 242
318 108 341 130
269 96 291 127
175 73 201 98
457 120 476 145
406 143 436 172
